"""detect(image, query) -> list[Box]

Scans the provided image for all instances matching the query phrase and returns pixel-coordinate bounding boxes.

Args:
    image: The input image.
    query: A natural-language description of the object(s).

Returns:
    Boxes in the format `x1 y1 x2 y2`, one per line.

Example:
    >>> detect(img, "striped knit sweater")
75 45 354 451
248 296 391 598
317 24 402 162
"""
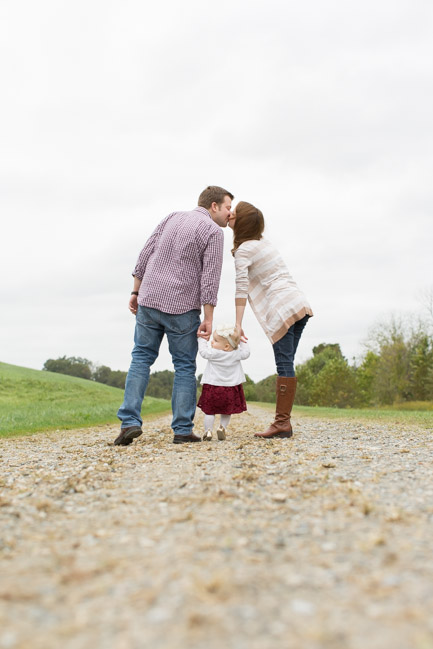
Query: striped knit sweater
234 238 313 344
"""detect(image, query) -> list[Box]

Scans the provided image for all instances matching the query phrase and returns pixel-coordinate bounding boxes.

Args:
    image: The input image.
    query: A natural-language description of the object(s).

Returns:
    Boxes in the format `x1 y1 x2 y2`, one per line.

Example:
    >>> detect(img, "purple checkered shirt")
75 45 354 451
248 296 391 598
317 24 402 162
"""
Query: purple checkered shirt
133 207 224 314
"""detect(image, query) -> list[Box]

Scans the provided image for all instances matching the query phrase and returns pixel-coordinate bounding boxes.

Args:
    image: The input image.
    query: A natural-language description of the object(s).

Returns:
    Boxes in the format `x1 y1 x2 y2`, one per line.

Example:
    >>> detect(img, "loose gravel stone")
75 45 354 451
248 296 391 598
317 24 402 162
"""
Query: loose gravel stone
1 406 433 649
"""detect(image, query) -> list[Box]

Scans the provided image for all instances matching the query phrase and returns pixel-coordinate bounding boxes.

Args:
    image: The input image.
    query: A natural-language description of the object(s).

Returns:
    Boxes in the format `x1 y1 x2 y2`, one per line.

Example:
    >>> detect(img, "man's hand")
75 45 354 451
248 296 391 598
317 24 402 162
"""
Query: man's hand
197 320 212 340
129 295 138 315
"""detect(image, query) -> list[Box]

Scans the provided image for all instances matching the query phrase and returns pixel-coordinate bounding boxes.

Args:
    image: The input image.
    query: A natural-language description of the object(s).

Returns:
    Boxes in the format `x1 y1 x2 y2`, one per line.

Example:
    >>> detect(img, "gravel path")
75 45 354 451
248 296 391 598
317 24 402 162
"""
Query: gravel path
1 406 433 649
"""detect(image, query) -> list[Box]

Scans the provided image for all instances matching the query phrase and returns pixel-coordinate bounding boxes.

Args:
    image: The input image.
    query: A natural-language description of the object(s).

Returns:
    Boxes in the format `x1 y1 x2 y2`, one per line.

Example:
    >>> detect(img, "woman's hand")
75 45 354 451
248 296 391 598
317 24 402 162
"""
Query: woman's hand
235 299 247 340
236 323 248 342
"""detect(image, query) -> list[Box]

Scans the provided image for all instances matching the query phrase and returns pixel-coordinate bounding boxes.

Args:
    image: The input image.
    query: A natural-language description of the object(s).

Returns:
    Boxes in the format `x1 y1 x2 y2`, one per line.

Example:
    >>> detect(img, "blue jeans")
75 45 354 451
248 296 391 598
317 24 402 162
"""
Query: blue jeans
117 306 201 436
272 315 310 377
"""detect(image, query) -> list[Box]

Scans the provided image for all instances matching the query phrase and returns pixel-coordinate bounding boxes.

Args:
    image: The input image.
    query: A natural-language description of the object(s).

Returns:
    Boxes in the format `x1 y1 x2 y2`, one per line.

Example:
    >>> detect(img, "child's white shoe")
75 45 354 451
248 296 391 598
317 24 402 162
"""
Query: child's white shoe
203 430 212 441
216 425 226 441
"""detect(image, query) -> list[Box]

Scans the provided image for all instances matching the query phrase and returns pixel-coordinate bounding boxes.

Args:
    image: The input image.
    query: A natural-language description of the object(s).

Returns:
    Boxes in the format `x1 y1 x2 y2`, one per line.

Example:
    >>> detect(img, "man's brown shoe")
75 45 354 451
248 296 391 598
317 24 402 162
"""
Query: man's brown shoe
173 433 201 444
114 426 143 446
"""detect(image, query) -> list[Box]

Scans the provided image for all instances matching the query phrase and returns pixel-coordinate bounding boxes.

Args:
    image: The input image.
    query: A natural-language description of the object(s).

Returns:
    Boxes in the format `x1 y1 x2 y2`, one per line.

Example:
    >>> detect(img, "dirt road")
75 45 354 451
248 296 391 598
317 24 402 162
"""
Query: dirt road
1 406 432 649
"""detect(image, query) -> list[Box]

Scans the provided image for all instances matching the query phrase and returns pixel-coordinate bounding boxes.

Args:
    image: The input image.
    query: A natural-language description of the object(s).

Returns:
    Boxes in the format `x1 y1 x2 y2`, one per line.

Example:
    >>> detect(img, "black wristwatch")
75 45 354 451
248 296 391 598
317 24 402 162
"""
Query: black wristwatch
131 291 139 296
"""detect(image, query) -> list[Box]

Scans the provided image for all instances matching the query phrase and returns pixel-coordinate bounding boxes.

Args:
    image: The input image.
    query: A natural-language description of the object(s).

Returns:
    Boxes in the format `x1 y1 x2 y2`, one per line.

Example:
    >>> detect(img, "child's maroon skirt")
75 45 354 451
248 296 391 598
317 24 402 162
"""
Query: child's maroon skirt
197 383 247 415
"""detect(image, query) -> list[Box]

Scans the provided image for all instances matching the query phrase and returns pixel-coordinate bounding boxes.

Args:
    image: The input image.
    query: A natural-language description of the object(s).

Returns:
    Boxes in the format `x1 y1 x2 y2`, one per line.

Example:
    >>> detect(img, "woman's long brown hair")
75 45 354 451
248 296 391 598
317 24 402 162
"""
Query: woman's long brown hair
231 201 265 255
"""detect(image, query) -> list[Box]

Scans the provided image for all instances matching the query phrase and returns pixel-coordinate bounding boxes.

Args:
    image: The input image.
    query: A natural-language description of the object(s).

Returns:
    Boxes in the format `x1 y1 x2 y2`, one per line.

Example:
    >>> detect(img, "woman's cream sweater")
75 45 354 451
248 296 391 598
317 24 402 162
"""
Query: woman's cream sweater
234 238 313 344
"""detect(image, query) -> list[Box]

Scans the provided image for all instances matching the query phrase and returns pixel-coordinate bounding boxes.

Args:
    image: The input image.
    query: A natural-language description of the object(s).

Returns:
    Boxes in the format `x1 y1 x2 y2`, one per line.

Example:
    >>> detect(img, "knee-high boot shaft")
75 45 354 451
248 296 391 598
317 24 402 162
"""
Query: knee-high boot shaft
255 377 297 438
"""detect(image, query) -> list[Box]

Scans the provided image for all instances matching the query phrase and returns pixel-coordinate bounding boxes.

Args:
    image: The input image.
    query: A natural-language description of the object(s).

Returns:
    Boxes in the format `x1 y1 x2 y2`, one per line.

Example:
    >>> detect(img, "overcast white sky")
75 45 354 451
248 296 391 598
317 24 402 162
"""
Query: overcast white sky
1 0 432 382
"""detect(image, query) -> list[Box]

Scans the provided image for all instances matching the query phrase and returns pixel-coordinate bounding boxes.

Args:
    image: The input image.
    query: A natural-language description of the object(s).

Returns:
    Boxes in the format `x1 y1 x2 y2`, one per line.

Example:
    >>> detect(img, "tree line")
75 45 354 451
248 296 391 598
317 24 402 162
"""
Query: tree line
43 312 433 408
292 314 433 407
42 356 174 396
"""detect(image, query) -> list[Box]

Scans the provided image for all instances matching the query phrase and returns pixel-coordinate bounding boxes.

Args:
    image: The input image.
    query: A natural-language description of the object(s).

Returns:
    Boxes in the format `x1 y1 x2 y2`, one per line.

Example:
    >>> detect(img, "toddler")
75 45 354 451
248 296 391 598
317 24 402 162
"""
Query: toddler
197 324 250 441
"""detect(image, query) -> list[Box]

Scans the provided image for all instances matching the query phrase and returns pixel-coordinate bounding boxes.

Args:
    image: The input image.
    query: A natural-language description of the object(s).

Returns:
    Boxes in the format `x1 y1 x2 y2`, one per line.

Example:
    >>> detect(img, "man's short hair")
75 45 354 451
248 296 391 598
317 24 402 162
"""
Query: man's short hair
198 186 234 209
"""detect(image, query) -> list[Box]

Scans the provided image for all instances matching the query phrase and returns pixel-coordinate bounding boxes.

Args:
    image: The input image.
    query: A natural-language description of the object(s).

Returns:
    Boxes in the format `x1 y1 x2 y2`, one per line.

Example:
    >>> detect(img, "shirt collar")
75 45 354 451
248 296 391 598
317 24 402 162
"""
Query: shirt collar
195 206 211 218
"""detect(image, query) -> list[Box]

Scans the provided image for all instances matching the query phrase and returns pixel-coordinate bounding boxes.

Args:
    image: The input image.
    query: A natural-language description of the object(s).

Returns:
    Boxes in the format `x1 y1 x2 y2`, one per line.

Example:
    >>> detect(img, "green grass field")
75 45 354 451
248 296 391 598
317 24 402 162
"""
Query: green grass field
251 402 433 428
0 362 171 438
2 362 432 439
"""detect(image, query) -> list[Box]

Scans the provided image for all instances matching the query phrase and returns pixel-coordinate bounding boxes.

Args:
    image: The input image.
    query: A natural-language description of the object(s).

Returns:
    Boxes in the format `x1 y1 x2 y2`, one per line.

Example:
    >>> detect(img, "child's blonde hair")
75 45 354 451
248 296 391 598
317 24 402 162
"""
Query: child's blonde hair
214 324 240 350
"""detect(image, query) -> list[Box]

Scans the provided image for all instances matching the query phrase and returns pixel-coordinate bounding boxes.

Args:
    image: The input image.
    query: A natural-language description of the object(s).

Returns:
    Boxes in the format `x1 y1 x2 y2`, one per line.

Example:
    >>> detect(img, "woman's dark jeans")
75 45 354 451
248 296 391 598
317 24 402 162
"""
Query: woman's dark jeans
272 315 310 377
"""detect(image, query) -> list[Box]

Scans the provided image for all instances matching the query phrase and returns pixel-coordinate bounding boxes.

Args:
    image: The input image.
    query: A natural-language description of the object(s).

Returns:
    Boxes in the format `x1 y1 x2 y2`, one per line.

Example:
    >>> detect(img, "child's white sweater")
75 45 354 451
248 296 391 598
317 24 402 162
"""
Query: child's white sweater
198 339 250 386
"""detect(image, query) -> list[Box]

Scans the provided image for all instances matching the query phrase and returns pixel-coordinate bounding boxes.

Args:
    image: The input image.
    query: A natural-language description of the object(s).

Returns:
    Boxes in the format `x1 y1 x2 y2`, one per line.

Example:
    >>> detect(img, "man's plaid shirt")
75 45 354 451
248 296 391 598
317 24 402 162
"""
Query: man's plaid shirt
133 207 224 314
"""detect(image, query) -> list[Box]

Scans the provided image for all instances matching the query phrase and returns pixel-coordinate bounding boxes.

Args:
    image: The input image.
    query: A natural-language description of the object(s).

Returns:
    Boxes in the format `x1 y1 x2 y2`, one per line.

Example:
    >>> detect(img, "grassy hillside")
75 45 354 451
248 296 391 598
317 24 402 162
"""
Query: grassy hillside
0 362 171 438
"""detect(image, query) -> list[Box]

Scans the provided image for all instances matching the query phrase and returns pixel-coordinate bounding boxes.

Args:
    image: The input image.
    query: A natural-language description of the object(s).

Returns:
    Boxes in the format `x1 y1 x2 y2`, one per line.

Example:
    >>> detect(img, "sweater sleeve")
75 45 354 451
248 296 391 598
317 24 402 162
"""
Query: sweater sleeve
238 341 251 360
198 337 215 360
234 244 252 299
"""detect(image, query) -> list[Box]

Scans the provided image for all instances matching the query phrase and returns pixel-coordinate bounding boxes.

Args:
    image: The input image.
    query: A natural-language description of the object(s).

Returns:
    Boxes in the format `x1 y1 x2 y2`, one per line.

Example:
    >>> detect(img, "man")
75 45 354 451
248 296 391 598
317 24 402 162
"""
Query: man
114 185 234 446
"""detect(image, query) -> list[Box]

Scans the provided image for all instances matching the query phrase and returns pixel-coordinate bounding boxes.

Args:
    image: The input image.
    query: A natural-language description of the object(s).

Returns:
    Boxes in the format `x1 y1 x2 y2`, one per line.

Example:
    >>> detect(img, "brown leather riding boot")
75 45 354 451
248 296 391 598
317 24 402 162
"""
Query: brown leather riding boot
255 377 297 438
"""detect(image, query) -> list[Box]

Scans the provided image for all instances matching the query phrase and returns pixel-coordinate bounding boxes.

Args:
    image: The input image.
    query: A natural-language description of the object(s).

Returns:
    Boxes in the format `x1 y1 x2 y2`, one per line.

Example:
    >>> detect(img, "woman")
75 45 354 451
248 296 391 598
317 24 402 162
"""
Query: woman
229 201 313 439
